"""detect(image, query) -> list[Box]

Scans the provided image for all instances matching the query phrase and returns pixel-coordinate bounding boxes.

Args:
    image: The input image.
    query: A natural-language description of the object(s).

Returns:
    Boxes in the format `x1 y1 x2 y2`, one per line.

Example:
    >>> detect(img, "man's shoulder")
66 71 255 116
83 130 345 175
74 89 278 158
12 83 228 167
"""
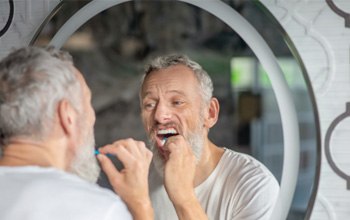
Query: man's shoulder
1 166 120 203
221 148 272 175
211 149 280 219
217 149 279 188
0 166 132 220
41 168 119 200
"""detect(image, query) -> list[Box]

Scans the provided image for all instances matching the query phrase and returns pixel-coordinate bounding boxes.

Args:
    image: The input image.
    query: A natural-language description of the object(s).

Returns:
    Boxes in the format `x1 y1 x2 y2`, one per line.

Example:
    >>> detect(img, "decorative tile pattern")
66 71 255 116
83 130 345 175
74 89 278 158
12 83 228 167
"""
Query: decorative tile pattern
325 103 350 190
311 193 336 220
0 0 14 38
0 0 60 59
261 0 350 219
326 0 350 27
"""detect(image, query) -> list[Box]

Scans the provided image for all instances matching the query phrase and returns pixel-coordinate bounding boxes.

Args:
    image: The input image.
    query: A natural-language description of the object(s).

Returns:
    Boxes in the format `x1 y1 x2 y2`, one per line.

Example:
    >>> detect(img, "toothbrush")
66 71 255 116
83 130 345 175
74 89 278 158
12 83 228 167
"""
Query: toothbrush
161 137 168 146
94 149 113 157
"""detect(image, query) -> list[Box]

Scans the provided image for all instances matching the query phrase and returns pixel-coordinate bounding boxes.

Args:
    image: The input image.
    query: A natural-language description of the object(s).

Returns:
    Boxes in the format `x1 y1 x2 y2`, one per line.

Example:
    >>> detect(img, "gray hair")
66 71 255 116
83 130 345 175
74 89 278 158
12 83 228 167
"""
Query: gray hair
0 47 81 146
140 54 214 104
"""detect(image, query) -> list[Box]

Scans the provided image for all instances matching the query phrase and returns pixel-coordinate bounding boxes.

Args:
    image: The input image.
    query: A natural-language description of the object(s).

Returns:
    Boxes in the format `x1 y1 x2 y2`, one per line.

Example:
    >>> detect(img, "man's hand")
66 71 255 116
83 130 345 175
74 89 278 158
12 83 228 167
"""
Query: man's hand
162 135 208 220
163 135 197 204
97 138 153 220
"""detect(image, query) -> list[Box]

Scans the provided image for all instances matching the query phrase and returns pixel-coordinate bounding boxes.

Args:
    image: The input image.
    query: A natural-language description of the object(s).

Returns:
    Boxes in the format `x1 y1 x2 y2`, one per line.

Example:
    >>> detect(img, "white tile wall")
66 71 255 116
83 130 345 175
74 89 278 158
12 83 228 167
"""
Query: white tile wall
261 0 350 219
0 0 60 59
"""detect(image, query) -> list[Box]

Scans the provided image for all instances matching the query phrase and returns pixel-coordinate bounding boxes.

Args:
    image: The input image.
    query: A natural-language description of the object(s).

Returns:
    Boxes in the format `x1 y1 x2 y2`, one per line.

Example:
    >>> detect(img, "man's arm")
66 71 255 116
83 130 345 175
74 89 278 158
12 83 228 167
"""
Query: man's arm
97 139 154 220
163 135 208 220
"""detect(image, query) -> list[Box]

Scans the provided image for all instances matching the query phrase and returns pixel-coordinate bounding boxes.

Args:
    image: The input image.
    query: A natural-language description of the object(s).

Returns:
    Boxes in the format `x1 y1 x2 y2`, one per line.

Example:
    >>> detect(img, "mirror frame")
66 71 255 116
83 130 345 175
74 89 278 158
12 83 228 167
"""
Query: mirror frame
255 3 322 219
30 1 316 219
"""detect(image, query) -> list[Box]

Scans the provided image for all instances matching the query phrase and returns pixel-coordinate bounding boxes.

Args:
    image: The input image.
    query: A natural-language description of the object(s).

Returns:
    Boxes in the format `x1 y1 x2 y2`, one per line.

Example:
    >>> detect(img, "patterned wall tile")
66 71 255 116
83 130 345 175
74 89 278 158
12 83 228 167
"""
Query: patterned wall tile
261 0 350 219
0 0 60 59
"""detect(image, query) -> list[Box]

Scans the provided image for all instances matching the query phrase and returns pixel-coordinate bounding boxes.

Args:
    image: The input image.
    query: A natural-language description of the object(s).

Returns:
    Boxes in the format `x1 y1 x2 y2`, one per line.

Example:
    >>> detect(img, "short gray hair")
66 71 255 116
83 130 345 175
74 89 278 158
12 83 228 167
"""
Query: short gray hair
0 47 81 146
141 54 213 104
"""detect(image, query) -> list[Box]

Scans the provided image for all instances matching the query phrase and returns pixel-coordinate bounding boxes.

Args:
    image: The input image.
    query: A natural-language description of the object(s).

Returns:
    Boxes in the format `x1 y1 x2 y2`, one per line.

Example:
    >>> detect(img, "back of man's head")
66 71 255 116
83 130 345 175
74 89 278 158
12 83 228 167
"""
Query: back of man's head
0 47 81 147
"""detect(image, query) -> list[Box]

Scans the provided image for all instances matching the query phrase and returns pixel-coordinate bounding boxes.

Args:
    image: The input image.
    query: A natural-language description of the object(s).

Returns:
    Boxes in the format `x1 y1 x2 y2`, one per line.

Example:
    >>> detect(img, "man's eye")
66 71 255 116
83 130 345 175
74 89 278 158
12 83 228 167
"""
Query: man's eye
144 103 156 109
173 100 184 106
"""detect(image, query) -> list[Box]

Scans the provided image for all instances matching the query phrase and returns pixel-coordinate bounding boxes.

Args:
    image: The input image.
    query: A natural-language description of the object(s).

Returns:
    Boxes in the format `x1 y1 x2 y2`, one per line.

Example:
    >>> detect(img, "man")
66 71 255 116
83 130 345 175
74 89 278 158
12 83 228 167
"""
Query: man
139 54 279 220
0 47 153 220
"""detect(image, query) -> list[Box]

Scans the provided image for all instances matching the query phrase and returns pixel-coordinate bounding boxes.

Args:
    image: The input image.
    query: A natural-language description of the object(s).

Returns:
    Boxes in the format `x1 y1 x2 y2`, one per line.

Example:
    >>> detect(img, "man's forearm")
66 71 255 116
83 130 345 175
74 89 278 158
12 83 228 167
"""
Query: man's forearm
129 200 154 220
173 196 208 220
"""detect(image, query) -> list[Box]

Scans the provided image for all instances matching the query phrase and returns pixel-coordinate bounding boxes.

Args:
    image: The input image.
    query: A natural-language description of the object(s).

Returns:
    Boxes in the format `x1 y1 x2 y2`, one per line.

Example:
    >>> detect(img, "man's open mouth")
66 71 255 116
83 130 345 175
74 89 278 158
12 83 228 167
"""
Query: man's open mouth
156 128 179 147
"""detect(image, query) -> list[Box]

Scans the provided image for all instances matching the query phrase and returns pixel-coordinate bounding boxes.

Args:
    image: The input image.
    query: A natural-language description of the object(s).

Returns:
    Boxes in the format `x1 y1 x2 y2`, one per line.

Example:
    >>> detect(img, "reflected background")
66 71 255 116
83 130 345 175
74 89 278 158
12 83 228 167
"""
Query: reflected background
32 1 319 219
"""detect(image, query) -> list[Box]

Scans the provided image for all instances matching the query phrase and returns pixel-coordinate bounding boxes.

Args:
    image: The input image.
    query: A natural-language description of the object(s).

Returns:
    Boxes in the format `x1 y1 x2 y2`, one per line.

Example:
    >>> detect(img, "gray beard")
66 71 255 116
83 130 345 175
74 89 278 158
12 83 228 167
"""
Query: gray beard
69 130 100 183
149 128 204 179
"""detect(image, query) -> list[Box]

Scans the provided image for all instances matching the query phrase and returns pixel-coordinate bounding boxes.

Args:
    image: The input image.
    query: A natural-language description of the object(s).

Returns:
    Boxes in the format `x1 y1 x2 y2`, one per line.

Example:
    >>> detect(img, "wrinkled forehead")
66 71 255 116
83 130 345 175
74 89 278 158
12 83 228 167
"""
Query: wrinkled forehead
141 65 200 96
142 64 199 89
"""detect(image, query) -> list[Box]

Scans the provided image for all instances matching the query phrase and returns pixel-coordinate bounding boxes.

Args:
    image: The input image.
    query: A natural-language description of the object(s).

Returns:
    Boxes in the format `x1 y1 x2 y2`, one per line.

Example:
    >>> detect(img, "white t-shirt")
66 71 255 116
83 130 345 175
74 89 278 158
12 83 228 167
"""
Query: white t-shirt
149 148 279 220
0 166 132 220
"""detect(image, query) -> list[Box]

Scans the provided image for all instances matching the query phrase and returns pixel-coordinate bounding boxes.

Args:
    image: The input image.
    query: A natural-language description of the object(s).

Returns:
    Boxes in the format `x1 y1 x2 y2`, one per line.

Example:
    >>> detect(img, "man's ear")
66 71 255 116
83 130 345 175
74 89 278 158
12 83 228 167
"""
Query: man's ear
204 97 220 129
57 99 78 137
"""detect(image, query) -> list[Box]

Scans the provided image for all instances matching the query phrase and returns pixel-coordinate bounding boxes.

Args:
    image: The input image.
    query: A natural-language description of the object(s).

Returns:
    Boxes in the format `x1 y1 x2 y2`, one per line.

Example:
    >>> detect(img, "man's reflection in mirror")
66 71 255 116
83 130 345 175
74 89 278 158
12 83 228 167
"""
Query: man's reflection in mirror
139 54 279 220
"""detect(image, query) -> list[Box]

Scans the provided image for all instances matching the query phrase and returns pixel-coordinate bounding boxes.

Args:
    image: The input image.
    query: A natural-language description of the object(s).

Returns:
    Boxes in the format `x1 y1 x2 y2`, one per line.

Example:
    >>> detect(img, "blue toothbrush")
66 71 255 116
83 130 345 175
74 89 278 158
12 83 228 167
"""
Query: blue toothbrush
94 149 113 157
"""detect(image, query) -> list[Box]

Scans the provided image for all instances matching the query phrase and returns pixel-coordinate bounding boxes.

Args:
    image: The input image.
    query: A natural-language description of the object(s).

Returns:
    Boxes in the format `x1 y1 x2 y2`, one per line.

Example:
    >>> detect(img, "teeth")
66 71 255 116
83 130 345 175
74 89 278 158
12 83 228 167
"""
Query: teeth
157 128 177 135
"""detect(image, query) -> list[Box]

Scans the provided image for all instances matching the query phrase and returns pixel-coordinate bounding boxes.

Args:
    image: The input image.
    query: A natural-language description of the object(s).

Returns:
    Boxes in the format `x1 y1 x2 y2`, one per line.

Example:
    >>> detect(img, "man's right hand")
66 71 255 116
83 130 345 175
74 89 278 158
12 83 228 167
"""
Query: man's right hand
163 135 197 205
97 138 154 220
162 135 208 220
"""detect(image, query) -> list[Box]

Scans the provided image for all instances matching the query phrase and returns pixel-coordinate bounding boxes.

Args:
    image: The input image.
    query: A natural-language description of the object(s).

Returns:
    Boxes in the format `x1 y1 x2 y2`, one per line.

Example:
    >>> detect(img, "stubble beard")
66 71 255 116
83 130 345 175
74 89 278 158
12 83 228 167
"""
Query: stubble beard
149 121 204 179
69 127 101 183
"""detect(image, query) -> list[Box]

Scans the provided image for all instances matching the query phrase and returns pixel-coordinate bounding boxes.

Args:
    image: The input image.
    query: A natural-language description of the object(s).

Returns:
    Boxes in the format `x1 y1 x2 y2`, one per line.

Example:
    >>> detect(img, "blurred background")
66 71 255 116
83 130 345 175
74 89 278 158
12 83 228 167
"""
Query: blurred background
33 1 319 219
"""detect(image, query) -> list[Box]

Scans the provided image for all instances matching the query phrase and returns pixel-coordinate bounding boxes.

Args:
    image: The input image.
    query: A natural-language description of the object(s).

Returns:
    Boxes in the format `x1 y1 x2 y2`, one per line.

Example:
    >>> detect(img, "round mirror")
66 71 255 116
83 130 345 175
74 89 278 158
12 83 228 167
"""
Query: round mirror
31 1 320 219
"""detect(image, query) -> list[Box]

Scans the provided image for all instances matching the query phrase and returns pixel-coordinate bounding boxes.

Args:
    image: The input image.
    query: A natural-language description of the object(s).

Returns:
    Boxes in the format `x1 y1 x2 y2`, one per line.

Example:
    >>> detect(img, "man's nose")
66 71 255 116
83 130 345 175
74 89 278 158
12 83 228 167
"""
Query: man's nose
154 102 171 124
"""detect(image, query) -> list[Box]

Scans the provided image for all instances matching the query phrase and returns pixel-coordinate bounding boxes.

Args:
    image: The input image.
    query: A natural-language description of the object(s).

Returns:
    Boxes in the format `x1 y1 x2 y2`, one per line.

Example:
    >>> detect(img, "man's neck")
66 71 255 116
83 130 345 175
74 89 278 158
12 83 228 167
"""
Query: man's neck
194 140 225 187
0 139 66 170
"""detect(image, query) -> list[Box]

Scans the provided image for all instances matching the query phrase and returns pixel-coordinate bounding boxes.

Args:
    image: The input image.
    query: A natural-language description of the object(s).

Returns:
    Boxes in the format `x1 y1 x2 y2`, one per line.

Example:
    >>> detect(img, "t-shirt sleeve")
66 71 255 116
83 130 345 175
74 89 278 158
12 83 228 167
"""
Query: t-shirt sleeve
231 171 280 220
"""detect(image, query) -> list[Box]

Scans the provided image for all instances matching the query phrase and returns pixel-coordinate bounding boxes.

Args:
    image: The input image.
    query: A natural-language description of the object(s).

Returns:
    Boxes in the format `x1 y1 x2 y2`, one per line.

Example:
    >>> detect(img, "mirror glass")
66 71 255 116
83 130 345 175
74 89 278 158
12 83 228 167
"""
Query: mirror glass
32 1 320 219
